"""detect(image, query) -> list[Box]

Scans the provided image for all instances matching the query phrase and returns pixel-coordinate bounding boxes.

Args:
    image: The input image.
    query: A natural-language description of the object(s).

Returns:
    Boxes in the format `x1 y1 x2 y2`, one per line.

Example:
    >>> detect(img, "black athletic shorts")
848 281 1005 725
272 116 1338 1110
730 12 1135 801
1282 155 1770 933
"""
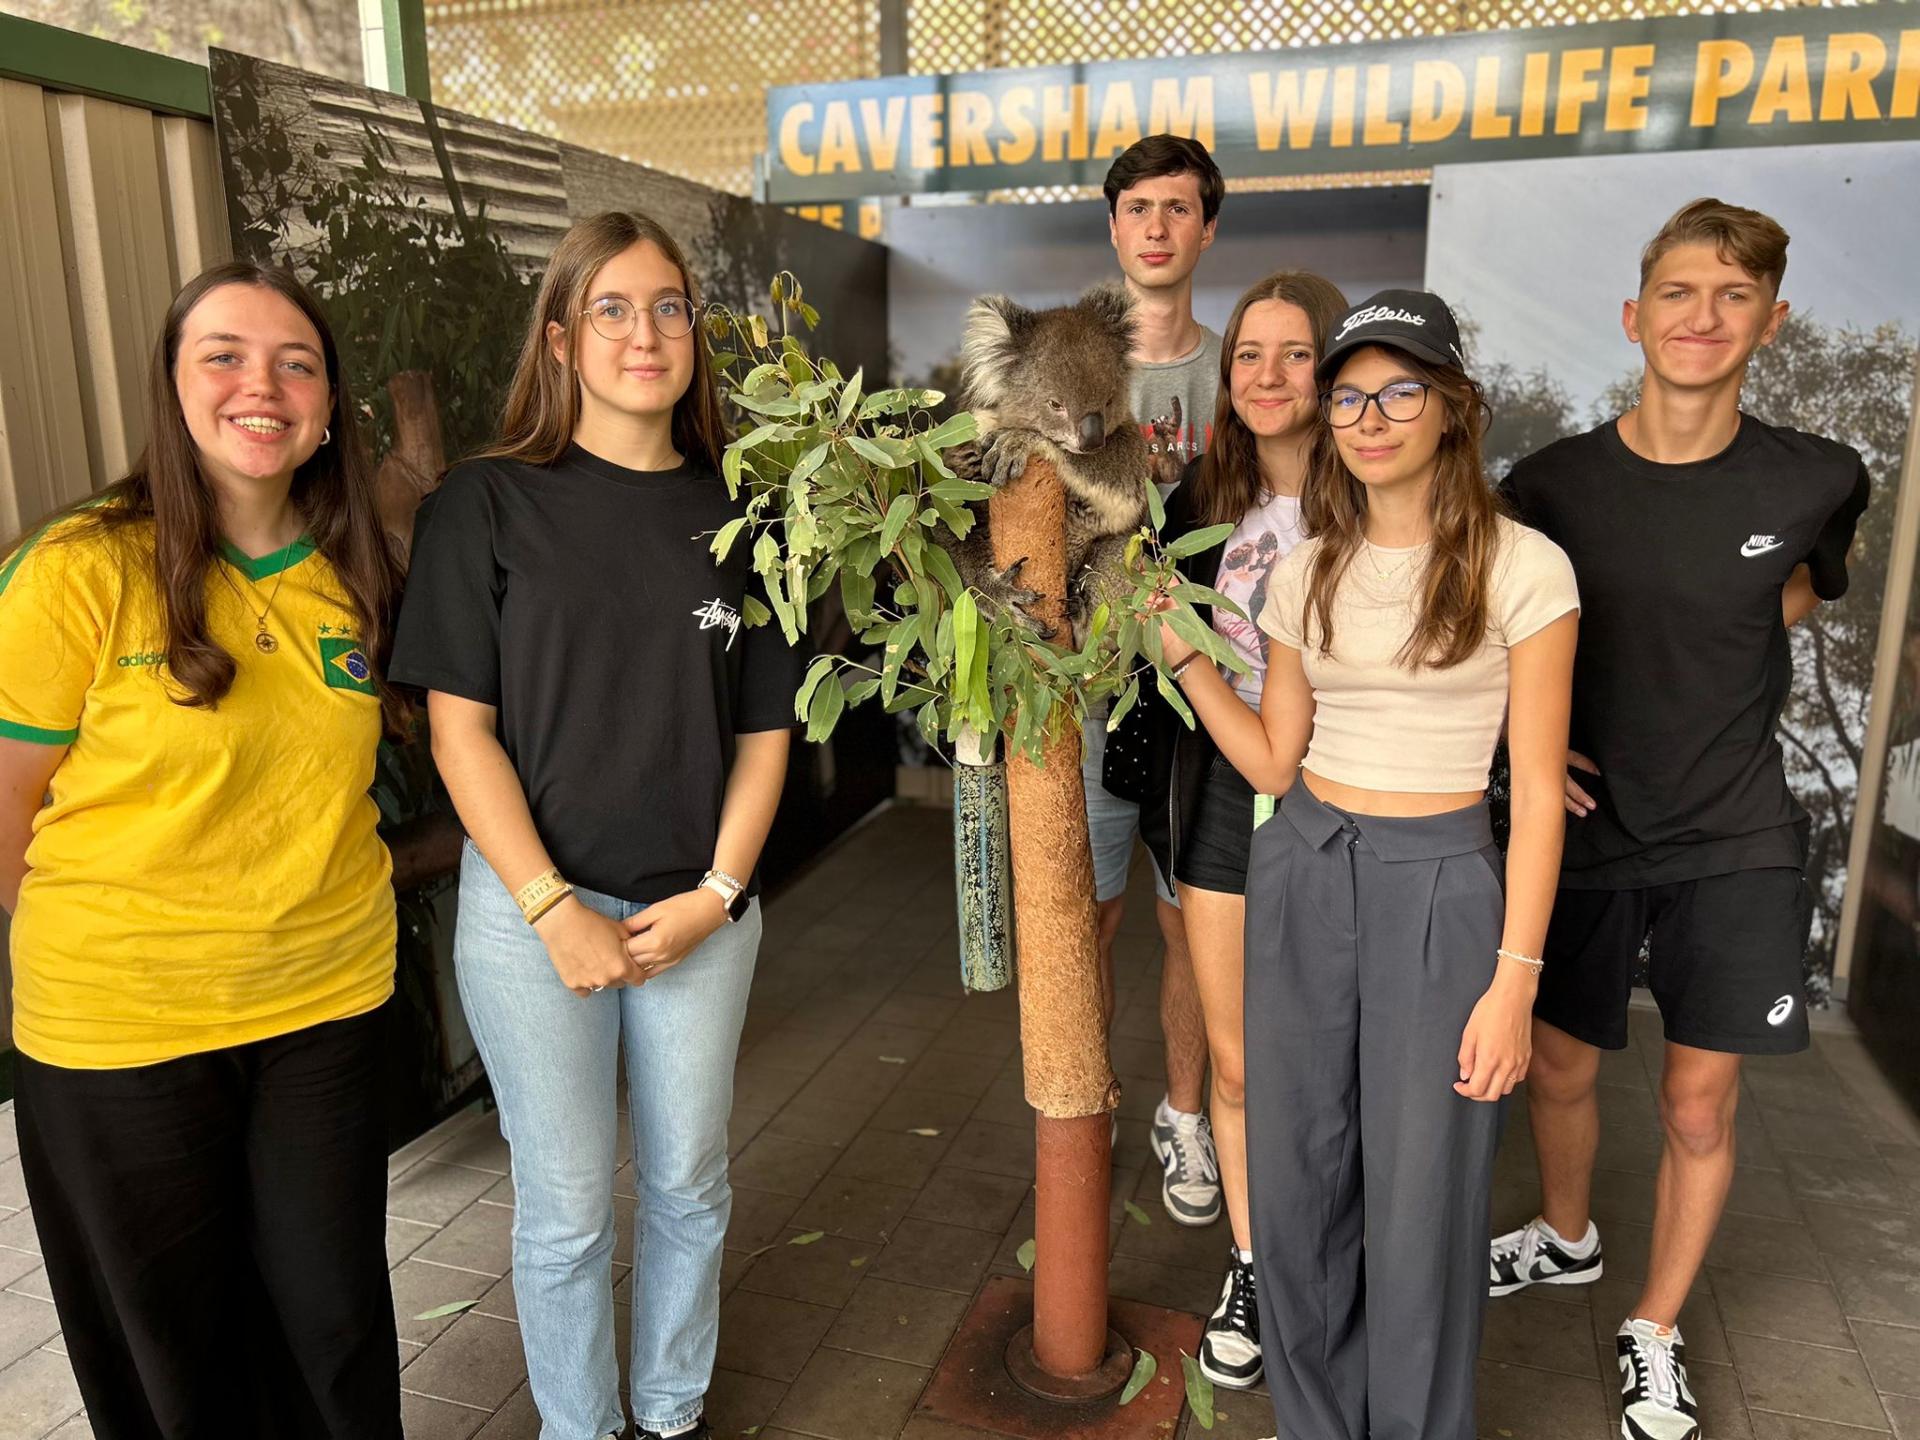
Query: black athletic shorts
1173 756 1255 895
1533 867 1813 1055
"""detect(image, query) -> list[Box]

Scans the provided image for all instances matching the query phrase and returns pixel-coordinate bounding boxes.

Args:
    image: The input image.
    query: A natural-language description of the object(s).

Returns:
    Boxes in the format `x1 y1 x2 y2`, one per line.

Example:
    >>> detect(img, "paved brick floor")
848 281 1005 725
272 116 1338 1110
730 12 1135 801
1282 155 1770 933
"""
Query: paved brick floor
5 803 1920 1438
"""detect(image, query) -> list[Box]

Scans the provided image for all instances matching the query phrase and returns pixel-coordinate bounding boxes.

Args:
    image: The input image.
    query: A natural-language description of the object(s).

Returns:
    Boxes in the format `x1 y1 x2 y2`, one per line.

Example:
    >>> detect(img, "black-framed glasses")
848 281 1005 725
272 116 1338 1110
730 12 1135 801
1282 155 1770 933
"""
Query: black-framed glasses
581 295 698 341
1322 380 1430 428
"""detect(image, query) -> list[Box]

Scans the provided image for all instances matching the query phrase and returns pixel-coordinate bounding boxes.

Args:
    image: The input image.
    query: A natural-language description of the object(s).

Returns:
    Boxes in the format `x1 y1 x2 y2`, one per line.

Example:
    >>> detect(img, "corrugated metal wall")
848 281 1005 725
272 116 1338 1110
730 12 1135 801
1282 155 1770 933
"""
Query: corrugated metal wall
0 78 228 539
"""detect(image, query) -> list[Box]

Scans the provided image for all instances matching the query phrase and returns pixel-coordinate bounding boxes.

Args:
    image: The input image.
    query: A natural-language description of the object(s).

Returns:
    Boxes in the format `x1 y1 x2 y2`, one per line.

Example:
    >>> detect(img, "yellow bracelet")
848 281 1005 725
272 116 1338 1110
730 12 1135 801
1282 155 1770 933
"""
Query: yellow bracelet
514 867 569 919
523 885 574 926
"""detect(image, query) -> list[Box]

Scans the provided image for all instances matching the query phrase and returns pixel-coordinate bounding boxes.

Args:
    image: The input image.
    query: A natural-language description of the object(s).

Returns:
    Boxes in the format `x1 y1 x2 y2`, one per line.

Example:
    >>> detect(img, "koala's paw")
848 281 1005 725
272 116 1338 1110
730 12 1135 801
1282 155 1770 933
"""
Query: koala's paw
978 556 1056 640
979 428 1042 488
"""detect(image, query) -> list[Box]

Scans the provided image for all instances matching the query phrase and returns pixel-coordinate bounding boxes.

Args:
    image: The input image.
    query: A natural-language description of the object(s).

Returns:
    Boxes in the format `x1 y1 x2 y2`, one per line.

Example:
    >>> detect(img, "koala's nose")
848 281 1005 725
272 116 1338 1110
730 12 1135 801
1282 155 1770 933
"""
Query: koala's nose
1076 412 1105 451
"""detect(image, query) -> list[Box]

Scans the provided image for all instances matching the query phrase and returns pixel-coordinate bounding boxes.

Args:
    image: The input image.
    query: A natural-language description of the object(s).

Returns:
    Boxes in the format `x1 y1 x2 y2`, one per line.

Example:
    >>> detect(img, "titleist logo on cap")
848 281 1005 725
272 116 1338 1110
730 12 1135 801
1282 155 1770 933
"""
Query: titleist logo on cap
1337 305 1427 339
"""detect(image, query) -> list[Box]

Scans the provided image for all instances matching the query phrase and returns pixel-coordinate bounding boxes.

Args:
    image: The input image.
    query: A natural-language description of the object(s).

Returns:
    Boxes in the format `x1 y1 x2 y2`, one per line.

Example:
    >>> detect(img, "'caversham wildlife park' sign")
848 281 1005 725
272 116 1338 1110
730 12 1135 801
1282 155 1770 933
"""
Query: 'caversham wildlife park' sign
763 9 1920 203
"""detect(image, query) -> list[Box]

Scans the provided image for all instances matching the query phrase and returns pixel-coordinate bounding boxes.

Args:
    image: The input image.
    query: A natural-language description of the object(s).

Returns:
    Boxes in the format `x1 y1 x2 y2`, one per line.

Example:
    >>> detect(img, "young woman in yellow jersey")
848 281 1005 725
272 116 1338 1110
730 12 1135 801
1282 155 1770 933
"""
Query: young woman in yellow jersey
0 263 405 1438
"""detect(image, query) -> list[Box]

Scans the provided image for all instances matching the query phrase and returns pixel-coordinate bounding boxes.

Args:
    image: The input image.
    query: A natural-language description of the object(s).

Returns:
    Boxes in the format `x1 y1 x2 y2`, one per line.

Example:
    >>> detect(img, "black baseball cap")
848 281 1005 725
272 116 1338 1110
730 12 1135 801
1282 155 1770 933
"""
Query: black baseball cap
1316 289 1466 385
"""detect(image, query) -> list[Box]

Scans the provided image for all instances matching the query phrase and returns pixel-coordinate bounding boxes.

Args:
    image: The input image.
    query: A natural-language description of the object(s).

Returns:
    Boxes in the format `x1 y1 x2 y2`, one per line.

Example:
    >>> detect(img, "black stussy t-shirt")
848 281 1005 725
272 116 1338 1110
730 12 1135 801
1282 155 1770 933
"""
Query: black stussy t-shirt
390 444 805 903
1505 414 1869 890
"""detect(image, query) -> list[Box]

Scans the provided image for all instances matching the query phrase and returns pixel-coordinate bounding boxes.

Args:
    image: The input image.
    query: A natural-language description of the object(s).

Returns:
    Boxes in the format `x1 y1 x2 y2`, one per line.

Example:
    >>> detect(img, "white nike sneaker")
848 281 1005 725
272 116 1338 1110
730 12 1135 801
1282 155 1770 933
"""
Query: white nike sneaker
1488 1216 1604 1297
1196 1249 1263 1389
1618 1318 1699 1440
1148 1103 1221 1226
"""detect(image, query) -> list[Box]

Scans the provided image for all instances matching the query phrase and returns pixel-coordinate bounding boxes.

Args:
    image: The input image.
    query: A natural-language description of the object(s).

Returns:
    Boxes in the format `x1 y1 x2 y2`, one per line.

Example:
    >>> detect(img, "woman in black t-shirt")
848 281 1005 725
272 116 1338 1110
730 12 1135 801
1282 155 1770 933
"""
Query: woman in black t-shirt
391 212 800 1440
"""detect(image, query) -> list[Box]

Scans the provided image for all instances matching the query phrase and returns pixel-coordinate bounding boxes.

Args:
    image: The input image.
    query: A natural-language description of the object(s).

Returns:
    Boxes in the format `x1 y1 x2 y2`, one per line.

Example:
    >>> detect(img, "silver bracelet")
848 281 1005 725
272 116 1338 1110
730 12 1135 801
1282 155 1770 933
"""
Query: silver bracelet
1497 947 1545 976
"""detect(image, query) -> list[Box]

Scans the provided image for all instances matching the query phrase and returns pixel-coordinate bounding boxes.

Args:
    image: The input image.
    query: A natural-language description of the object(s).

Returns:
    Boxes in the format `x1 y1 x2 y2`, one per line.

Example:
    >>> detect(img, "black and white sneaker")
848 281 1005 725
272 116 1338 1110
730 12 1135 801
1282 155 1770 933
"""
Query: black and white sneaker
1149 1104 1221 1226
1617 1319 1699 1440
1198 1249 1263 1389
635 1419 710 1440
1488 1216 1604 1297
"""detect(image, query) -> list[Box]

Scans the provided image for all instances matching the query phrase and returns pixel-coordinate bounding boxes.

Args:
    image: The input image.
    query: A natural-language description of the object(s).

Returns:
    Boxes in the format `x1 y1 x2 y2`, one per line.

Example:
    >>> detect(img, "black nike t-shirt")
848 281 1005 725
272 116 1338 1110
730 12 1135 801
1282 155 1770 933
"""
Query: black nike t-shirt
1505 415 1869 890
390 444 805 902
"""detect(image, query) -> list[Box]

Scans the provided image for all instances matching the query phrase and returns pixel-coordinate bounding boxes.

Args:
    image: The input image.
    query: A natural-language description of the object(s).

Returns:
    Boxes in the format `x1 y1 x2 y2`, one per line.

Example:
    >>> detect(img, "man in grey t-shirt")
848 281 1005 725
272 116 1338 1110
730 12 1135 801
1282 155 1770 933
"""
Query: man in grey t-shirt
1090 134 1222 1229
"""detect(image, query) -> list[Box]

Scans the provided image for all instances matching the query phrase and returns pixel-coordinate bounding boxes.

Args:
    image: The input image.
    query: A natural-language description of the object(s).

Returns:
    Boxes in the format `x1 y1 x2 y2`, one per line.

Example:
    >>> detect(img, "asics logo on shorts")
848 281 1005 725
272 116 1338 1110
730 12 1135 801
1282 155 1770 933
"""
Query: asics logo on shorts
1740 534 1785 557
1766 993 1795 1026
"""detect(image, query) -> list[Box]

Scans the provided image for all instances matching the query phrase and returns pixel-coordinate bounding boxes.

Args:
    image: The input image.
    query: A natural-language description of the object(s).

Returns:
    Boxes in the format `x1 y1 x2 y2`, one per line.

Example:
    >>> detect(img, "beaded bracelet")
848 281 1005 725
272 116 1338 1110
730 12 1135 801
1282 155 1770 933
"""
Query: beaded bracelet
1497 947 1546 976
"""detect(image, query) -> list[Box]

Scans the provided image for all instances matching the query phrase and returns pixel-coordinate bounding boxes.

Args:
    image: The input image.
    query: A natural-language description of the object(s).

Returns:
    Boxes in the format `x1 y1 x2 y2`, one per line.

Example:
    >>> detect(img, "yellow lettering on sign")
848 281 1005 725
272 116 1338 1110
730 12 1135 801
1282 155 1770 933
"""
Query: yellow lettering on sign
947 91 995 166
859 96 907 170
1691 40 1754 126
817 101 861 173
999 86 1038 164
1895 29 1920 118
1149 76 1216 149
1519 52 1551 136
1469 54 1513 139
908 92 944 170
1605 44 1655 131
1249 69 1327 149
1330 65 1358 146
1409 59 1465 143
1554 47 1604 134
1362 63 1401 144
1042 83 1091 161
1819 35 1885 121
1750 36 1814 125
1093 82 1143 158
859 200 884 241
778 102 816 177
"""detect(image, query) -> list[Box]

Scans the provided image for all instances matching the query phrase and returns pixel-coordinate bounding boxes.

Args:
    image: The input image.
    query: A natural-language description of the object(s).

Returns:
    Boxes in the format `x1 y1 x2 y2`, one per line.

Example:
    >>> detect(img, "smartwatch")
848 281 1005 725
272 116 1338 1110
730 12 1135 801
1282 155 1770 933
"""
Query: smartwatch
699 868 750 923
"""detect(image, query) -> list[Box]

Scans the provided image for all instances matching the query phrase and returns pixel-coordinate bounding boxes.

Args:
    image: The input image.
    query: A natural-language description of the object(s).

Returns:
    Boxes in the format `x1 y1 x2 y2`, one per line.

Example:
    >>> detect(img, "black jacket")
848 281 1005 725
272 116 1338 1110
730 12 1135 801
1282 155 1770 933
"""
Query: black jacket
1100 459 1232 893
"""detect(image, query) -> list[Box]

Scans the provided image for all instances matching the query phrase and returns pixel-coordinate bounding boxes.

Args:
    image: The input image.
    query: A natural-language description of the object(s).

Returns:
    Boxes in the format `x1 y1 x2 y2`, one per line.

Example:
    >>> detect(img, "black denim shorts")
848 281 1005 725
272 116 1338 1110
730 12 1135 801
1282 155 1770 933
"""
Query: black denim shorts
1173 756 1257 895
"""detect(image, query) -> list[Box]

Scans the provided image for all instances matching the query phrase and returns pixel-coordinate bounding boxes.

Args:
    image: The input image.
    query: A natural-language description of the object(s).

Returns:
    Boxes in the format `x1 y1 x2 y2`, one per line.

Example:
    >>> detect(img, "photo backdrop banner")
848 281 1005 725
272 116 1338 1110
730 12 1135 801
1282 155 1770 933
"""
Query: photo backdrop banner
1427 142 1920 997
767 9 1920 203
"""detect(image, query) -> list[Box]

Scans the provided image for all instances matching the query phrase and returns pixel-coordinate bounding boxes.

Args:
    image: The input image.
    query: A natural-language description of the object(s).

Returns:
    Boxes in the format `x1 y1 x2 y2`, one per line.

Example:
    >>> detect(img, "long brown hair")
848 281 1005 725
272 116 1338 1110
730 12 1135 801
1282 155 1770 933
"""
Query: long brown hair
15 262 409 732
1299 346 1504 671
1188 270 1347 528
480 211 729 472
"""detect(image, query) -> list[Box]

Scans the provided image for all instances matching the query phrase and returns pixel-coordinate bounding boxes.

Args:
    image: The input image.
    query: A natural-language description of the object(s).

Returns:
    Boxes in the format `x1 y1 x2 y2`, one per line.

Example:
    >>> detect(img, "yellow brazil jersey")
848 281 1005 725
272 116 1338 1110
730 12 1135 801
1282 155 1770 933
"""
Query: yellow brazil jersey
0 514 395 1069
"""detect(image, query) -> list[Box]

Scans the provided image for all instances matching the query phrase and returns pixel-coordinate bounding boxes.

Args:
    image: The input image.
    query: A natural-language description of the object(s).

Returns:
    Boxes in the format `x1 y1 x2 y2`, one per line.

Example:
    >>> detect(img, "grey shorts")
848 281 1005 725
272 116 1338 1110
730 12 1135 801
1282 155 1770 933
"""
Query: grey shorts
1081 716 1176 907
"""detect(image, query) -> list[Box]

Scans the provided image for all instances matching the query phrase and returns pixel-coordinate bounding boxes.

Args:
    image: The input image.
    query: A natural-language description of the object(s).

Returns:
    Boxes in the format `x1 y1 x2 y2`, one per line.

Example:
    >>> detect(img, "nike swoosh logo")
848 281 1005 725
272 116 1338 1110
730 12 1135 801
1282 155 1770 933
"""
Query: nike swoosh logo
1741 539 1785 557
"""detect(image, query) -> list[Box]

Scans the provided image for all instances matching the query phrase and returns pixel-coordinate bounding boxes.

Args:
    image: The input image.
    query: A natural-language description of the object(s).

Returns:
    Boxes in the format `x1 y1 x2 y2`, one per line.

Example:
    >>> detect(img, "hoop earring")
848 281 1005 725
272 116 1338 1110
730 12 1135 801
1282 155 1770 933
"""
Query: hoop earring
322 427 332 445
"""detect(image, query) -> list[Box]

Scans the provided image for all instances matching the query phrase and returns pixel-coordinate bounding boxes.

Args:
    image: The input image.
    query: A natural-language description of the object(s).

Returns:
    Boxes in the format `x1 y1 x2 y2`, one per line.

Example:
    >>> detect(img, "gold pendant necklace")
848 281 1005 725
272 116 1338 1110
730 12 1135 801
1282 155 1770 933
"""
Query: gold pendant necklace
221 548 294 653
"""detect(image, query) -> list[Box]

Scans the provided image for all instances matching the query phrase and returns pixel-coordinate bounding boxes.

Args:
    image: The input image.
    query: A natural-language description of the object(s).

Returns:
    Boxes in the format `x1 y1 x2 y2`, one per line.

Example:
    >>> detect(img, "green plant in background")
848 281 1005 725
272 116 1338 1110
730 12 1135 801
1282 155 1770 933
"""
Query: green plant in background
707 274 1244 761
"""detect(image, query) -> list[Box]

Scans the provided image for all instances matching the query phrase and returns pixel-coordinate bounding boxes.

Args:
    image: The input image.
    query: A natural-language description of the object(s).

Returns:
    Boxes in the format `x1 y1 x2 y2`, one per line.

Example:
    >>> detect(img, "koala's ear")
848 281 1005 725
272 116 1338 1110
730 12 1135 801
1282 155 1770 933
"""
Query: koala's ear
960 294 1032 411
1079 282 1138 355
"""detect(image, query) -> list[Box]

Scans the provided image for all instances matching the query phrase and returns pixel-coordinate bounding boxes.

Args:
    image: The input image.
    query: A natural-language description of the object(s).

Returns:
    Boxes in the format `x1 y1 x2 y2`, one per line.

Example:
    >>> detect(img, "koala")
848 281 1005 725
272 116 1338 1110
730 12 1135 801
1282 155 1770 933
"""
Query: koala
938 283 1150 644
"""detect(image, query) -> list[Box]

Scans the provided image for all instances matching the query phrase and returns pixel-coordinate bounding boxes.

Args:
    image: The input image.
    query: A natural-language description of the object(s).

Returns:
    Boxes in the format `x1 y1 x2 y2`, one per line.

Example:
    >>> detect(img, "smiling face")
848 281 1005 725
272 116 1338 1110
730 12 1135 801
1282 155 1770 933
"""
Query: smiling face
1625 241 1788 392
173 283 332 495
550 238 695 430
1108 172 1215 292
1228 299 1318 441
1327 345 1447 498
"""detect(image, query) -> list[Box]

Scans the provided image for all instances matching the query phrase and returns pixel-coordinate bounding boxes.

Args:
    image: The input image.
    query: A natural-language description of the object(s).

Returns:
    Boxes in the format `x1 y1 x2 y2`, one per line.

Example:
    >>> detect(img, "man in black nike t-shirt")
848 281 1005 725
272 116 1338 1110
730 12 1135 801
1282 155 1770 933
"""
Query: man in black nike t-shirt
1491 199 1869 1440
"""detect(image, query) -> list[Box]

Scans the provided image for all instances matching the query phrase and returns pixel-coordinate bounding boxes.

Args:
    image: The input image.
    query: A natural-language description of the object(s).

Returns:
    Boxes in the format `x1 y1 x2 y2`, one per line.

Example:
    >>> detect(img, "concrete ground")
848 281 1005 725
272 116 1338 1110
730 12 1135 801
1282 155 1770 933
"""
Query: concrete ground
4 803 1920 1438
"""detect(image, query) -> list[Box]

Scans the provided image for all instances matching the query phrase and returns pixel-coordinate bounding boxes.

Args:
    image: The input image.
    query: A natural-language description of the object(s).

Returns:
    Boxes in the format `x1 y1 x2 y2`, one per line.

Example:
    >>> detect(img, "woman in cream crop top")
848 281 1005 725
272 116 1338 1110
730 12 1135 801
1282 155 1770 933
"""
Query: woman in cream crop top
1152 289 1579 1439
1257 514 1579 793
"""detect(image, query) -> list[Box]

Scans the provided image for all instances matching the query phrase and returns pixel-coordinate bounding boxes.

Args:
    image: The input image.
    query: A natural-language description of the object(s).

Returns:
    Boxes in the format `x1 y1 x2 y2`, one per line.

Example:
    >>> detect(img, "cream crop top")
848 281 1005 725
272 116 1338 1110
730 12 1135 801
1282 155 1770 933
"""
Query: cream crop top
1257 515 1579 793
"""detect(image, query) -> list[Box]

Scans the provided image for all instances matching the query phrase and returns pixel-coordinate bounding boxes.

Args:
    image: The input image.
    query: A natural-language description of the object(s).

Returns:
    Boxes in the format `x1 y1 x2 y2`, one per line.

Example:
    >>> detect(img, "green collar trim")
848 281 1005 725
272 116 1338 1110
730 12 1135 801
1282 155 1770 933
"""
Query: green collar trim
218 535 316 580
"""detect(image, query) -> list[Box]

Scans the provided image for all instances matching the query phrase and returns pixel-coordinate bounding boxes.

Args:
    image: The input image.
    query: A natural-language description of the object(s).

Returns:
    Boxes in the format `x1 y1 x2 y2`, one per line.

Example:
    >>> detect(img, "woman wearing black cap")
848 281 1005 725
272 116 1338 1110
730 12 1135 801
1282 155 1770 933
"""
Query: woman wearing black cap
1154 290 1581 1440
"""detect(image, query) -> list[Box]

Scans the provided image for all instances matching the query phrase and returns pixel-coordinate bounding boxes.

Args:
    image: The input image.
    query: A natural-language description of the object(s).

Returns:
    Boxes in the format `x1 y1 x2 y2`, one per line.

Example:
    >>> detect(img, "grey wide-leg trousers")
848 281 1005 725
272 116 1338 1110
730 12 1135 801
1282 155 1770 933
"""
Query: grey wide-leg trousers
1244 779 1506 1440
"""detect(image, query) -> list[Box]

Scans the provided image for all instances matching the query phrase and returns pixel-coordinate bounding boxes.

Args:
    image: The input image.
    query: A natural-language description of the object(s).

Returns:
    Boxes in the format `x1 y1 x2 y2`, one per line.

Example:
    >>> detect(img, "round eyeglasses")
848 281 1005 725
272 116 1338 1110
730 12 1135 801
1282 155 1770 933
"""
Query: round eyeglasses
581 295 698 342
1322 380 1431 428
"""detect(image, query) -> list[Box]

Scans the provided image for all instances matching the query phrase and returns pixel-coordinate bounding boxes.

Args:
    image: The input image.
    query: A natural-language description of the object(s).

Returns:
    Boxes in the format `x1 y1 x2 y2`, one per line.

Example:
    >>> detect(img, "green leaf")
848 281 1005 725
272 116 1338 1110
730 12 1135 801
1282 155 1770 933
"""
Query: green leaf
721 444 745 496
731 391 805 417
1123 1200 1152 1227
1145 477 1167 531
922 544 965 601
412 1298 480 1321
1181 1351 1215 1428
1105 677 1141 734
710 516 748 560
837 367 864 425
793 654 836 722
1165 523 1235 560
741 594 772 627
788 1231 826 1246
879 493 917 552
916 438 956 480
848 434 913 469
1157 669 1195 727
736 421 790 450
1172 581 1245 621
1015 1238 1036 1272
805 675 846 743
920 411 980 450
789 441 831 488
929 477 995 504
1117 1348 1157 1405
846 677 880 704
840 566 876 623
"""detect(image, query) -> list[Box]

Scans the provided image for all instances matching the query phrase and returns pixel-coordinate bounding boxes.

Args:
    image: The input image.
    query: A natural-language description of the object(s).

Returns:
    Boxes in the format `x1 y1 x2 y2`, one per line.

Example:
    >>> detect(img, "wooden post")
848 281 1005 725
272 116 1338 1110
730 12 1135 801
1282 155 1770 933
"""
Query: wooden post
987 453 1122 1388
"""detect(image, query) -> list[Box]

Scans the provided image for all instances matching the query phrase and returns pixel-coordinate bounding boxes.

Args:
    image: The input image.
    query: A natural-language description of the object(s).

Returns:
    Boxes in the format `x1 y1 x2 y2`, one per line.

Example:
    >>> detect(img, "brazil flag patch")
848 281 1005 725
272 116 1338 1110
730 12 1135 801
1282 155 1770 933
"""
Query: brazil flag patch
320 635 377 695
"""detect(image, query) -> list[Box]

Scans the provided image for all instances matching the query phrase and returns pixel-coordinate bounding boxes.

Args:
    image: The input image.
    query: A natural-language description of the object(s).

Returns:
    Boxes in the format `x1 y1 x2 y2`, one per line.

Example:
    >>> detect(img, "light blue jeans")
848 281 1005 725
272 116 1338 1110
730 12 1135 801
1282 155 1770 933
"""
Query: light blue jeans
454 841 760 1438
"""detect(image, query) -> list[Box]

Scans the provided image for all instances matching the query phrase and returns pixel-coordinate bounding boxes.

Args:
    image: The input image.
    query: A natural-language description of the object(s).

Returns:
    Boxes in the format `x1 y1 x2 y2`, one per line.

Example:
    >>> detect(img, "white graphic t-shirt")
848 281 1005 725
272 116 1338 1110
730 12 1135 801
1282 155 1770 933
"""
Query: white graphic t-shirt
1212 489 1306 706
